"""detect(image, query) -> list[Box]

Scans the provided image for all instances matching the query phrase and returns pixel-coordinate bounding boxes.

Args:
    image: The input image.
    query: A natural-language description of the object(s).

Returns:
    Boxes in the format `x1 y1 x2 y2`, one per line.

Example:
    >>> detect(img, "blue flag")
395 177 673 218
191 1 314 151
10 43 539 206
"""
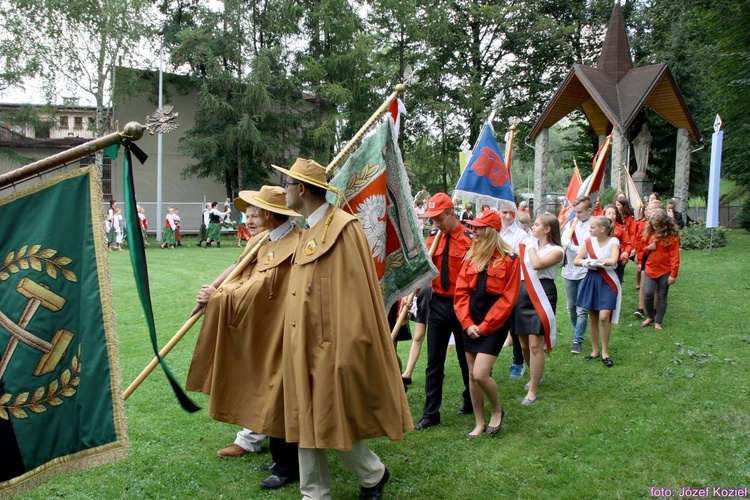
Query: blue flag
454 124 517 212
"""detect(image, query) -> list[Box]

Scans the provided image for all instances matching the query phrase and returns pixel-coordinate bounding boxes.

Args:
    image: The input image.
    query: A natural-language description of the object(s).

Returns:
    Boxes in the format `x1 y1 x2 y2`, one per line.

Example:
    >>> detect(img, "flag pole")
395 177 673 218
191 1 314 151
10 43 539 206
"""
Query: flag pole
123 233 269 400
326 84 406 177
505 124 517 174
391 233 442 339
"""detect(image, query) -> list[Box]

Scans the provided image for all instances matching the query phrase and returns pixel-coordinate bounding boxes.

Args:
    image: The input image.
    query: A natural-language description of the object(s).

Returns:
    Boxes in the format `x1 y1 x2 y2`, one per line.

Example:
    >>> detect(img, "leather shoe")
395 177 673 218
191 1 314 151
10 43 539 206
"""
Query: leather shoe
216 444 249 458
456 405 473 415
259 474 291 489
414 418 439 430
359 468 389 500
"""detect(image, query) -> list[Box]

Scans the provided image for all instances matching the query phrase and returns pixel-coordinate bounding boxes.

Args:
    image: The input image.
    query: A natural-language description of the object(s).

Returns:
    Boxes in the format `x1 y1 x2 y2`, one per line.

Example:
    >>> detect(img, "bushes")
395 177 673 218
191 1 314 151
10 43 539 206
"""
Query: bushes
680 222 728 250
738 196 750 231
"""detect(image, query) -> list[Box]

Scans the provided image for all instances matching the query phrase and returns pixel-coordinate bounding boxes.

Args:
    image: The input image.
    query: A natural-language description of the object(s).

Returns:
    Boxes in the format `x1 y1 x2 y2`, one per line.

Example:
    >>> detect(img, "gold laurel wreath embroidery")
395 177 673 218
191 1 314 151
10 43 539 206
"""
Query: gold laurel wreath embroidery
0 344 81 420
0 245 77 282
344 163 380 199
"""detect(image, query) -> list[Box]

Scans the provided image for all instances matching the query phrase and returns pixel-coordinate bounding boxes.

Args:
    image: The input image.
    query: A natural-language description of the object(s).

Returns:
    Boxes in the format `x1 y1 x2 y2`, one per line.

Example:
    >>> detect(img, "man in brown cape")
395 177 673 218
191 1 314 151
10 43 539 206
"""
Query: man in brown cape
273 158 412 500
185 185 302 490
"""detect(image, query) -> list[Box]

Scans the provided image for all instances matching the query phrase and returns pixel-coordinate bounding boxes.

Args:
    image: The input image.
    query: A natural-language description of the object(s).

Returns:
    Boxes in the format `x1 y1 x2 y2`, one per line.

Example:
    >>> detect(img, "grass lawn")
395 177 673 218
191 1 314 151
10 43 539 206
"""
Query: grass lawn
20 231 750 499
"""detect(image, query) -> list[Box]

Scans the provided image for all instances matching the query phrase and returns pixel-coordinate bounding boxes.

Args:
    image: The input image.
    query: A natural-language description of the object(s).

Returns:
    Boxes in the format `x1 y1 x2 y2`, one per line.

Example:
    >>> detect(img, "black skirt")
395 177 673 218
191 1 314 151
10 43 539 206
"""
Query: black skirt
514 279 557 336
463 320 509 356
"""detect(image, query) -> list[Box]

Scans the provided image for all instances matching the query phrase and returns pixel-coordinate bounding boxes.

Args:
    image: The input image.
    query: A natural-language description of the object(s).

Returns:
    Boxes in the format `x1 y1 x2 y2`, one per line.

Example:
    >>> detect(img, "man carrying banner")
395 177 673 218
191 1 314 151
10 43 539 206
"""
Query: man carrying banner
561 196 593 354
274 158 411 500
414 192 474 430
185 186 301 490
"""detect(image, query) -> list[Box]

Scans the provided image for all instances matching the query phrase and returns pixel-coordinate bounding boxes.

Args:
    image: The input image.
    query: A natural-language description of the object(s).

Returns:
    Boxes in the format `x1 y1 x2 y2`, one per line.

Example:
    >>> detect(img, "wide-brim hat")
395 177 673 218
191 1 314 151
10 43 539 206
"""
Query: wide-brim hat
234 185 300 217
271 158 330 191
468 209 502 231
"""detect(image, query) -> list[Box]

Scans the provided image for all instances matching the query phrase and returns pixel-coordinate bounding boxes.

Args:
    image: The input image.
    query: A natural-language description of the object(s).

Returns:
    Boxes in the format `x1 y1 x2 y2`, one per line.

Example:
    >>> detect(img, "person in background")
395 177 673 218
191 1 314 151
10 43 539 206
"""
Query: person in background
640 209 681 331
454 210 520 437
187 186 302 491
593 196 604 216
137 205 149 246
160 207 177 249
401 287 431 390
236 210 252 247
634 199 664 318
460 202 476 226
414 192 474 431
204 201 226 248
666 199 685 229
173 207 183 247
197 202 211 247
518 200 530 215
516 211 532 236
515 214 564 405
498 206 527 378
560 196 593 355
113 207 124 251
604 204 631 283
574 216 621 367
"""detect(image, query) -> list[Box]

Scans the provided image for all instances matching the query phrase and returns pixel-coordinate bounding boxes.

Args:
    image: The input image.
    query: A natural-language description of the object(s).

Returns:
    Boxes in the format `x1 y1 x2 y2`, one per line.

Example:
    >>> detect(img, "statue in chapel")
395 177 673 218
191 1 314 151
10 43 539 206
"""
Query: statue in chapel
632 123 652 174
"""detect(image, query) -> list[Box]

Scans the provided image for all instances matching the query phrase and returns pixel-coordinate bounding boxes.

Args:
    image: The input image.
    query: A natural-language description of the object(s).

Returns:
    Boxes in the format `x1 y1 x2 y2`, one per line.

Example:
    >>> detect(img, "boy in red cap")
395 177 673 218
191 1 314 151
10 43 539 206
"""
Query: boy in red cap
414 193 474 430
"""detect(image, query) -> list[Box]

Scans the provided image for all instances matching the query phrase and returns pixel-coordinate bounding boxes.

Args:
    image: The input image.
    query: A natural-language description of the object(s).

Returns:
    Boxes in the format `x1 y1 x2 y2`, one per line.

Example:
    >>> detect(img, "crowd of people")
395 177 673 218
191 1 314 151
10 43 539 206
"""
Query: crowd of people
104 175 682 498
400 188 682 438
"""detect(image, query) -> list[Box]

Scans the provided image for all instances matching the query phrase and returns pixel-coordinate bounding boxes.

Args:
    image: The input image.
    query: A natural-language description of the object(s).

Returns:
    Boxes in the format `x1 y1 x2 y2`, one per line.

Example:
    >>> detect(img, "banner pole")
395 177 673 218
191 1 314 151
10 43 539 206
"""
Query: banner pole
391 232 442 339
326 84 405 176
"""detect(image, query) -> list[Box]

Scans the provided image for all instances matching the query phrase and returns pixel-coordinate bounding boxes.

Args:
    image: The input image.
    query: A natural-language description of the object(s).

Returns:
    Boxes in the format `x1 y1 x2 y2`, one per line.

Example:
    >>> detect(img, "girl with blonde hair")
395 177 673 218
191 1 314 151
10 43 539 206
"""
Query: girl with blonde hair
454 210 521 438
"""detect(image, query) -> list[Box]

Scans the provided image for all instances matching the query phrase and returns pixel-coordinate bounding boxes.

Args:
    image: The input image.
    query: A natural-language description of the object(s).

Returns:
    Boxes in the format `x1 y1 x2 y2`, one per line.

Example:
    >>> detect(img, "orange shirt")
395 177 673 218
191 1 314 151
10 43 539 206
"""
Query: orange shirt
613 222 631 256
454 251 521 335
427 225 473 297
644 235 680 279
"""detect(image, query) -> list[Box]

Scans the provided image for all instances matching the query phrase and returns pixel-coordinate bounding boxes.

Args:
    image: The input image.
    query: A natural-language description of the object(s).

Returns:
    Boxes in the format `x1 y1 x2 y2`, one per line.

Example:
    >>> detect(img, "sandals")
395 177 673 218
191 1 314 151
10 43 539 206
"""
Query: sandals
485 408 505 435
602 357 614 367
521 396 538 406
584 354 600 361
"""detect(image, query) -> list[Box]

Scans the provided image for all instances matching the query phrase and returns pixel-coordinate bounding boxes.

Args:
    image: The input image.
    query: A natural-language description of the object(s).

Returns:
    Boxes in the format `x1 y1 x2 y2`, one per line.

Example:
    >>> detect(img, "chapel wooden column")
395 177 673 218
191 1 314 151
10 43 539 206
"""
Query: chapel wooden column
673 128 691 213
610 128 629 190
533 128 549 215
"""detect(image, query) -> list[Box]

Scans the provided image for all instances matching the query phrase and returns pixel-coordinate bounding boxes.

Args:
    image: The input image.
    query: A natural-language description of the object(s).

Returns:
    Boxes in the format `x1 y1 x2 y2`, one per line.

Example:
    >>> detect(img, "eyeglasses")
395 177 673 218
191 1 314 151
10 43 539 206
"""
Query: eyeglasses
283 180 300 188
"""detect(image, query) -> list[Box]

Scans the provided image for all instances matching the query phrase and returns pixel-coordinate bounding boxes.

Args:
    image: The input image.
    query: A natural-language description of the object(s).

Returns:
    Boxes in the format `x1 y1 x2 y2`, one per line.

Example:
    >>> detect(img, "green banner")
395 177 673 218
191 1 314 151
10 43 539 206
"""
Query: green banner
0 166 127 495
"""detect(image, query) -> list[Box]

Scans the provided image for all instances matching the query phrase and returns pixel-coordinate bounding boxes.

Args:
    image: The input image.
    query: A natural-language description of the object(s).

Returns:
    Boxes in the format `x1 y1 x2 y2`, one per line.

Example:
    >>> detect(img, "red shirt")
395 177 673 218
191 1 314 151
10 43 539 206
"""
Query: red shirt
427 224 473 297
613 222 631 256
454 251 521 335
634 219 650 263
644 235 681 279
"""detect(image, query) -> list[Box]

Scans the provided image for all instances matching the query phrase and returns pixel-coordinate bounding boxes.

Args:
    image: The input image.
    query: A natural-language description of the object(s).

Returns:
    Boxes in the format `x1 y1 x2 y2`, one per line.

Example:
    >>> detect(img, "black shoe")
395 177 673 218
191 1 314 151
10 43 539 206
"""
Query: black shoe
359 468 389 500
259 474 291 489
260 462 276 472
456 405 473 415
414 418 439 430
217 241 221 248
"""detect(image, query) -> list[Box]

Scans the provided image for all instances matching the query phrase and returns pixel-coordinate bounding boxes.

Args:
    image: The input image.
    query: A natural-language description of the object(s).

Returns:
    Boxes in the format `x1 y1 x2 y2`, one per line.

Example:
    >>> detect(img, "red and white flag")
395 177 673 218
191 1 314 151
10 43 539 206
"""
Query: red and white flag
388 98 407 137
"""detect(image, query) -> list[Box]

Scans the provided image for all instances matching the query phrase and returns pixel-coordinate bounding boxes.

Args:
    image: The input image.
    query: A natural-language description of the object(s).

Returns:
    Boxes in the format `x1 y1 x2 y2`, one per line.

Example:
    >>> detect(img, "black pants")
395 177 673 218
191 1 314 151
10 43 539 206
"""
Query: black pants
270 437 299 479
421 293 471 421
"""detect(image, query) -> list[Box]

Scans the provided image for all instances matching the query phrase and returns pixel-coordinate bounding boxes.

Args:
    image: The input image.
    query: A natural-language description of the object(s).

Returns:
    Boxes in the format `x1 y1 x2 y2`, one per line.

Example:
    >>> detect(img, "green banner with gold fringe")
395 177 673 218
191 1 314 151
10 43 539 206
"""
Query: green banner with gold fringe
0 165 127 496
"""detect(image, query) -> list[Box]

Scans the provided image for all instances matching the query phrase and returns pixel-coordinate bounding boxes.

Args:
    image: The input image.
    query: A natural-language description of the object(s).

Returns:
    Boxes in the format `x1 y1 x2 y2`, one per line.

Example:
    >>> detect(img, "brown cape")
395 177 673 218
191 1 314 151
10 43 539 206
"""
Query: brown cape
186 227 301 438
282 206 413 451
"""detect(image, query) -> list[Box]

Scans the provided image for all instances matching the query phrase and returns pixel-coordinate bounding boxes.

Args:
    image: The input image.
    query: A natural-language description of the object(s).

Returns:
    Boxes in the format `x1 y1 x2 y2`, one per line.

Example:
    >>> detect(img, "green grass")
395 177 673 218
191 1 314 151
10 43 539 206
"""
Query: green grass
19 232 750 499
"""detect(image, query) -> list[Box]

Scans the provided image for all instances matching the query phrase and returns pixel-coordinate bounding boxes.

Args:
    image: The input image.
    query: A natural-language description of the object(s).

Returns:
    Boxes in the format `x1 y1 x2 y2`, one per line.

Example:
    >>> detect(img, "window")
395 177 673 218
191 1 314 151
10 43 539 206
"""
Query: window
88 117 96 130
74 116 83 129
59 116 69 129
80 154 112 196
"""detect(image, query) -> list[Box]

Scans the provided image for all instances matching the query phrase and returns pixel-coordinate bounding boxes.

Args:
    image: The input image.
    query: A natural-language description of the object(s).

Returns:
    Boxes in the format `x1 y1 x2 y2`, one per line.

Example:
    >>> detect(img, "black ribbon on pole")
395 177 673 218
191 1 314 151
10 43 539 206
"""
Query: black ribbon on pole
119 140 200 412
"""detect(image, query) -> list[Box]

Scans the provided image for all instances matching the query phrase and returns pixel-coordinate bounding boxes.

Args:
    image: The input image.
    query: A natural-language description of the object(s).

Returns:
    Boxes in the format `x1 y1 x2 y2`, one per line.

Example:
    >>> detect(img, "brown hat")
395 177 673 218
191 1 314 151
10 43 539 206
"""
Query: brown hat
468 209 501 231
234 185 300 217
271 158 330 191
423 193 454 218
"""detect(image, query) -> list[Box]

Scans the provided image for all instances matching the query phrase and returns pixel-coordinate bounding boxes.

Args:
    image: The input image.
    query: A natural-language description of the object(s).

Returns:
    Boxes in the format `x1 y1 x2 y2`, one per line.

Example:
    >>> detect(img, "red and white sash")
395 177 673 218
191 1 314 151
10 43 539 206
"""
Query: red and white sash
585 238 622 324
519 242 556 352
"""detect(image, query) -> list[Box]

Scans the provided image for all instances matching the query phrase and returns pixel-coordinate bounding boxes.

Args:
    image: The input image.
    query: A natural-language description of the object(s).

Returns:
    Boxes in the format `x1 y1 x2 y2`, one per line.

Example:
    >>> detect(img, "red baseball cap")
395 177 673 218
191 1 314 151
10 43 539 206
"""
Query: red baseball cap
468 209 501 231
423 193 454 218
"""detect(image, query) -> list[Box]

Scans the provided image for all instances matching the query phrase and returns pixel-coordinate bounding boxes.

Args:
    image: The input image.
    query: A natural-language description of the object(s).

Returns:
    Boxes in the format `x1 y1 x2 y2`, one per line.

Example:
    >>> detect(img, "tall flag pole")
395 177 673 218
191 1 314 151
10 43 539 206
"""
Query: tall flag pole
706 115 723 255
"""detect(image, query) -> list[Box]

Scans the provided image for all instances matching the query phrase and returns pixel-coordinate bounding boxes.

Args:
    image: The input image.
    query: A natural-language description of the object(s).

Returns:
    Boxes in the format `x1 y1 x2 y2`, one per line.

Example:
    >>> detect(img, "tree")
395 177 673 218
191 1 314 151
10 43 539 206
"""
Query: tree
3 0 152 141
